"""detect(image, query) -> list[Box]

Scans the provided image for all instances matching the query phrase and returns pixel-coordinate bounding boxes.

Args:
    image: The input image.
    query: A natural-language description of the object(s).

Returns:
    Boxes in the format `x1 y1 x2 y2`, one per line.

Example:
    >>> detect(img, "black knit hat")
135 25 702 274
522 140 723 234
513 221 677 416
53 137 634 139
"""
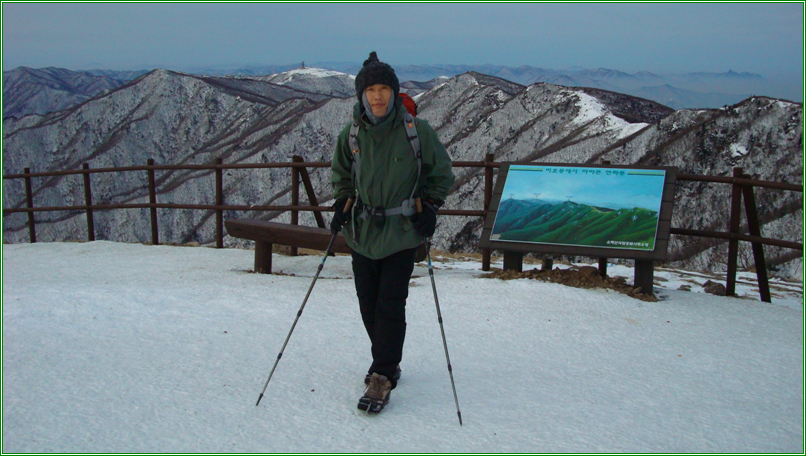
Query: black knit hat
355 51 399 102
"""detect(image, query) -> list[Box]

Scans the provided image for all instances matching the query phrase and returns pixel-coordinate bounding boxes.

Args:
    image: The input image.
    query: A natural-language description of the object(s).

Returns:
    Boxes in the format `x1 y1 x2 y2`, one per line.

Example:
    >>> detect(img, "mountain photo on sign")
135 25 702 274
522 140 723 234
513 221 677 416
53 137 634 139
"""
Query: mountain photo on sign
490 165 666 251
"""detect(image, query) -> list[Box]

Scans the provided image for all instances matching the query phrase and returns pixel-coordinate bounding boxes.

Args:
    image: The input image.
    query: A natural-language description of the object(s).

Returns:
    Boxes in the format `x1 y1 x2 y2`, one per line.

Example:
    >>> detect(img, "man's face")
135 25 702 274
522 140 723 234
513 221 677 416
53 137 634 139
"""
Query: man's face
365 84 393 117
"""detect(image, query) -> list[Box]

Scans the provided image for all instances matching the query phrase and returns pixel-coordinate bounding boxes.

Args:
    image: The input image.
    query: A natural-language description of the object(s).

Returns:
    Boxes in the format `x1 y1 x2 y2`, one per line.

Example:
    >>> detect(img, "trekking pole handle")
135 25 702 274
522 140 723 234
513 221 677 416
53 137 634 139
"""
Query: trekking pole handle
344 197 354 213
415 197 422 213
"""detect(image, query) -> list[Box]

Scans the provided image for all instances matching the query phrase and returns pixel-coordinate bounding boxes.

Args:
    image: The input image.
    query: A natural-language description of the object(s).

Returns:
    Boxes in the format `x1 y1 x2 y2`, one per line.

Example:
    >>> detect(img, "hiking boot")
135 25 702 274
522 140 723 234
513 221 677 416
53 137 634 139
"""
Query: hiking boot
357 373 392 413
364 365 401 388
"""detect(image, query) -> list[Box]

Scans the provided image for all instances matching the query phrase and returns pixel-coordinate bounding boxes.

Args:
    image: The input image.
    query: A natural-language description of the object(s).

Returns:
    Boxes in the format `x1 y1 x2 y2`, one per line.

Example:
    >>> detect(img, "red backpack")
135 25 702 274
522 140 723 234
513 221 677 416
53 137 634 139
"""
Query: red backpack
399 92 417 116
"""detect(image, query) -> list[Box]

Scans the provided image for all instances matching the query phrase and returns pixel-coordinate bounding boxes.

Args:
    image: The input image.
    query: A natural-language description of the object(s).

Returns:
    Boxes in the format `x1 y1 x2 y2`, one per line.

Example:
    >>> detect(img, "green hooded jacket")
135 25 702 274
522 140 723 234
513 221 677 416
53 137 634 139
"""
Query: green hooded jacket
331 100 455 259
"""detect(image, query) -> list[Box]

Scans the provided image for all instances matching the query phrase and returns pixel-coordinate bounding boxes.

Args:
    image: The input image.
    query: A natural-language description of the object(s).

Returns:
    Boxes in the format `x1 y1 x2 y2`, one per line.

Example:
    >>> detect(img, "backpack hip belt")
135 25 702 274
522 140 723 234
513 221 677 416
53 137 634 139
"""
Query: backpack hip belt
358 198 418 221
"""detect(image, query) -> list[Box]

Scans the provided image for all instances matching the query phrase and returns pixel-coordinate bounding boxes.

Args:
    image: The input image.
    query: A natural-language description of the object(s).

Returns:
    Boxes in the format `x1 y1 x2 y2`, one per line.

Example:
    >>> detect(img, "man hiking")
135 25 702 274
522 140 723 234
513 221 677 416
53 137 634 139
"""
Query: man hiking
330 51 455 413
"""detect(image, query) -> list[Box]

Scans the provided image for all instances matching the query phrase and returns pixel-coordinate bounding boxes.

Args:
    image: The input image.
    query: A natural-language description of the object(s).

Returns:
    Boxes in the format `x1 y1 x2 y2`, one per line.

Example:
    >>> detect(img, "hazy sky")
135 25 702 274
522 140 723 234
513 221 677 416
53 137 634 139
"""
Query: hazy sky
3 2 803 77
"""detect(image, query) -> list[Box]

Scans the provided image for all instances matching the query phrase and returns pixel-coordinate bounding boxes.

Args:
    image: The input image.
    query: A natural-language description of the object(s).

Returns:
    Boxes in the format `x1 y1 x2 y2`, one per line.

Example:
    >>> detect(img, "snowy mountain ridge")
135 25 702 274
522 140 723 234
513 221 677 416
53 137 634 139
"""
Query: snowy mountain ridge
267 67 355 81
190 62 797 110
253 67 356 99
2 67 802 278
2 66 138 118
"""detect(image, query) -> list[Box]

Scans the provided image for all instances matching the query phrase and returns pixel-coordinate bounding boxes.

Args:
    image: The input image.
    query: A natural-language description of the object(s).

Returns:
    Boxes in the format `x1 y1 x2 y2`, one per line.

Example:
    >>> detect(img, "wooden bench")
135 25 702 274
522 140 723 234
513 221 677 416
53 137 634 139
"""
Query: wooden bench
224 219 351 274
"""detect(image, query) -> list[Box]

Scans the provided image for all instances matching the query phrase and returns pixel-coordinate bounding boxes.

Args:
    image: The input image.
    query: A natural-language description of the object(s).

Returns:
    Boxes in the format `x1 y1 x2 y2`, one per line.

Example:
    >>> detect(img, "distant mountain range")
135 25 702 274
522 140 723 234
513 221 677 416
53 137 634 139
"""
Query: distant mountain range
2 66 802 278
183 62 797 110
4 63 799 116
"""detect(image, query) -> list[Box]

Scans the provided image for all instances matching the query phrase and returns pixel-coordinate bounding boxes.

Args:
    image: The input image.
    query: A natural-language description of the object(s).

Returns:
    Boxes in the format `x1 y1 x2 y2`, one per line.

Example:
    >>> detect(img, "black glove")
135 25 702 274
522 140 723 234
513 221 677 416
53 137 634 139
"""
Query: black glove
330 197 350 234
412 198 442 238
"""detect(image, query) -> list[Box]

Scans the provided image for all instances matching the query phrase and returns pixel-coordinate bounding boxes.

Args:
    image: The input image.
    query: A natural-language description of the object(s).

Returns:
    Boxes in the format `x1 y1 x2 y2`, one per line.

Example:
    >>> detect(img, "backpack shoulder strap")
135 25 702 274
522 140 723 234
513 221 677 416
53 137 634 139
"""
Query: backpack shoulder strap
402 112 423 202
402 112 421 159
349 121 361 155
348 121 362 197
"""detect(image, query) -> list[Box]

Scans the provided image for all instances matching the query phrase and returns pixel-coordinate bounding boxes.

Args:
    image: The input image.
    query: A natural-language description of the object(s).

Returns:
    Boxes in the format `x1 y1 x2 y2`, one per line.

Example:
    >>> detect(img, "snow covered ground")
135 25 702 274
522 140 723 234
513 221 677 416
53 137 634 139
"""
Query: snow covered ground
3 241 803 453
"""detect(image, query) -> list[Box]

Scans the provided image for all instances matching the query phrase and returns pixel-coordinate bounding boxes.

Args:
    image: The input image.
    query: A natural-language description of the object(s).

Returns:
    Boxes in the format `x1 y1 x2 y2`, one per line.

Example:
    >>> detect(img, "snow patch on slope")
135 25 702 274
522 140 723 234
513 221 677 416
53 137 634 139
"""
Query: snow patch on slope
730 143 749 157
570 90 649 138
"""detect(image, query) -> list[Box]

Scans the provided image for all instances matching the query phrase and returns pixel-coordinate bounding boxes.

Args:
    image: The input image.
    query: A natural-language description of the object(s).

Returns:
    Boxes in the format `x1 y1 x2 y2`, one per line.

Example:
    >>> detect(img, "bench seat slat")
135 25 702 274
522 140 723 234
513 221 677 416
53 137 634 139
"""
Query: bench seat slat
224 220 352 273
225 220 351 253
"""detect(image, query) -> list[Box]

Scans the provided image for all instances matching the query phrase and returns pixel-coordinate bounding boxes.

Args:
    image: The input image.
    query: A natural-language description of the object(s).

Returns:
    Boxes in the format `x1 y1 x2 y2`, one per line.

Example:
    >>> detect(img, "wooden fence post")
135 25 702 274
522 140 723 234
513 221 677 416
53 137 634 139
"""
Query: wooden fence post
726 167 743 296
482 153 494 271
290 157 300 256
741 172 771 303
24 167 36 243
293 155 325 228
147 159 159 245
215 157 224 248
82 163 95 241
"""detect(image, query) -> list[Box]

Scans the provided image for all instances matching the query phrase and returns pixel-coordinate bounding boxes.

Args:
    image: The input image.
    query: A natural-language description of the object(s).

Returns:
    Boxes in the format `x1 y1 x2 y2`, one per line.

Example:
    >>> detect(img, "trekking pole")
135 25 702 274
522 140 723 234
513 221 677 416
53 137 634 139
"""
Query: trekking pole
418 199 463 426
255 198 352 407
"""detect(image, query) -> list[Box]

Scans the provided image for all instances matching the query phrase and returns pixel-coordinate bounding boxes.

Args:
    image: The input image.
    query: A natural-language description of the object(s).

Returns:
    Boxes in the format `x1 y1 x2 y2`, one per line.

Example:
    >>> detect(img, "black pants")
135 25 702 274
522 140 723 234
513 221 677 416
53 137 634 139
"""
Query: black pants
351 247 417 383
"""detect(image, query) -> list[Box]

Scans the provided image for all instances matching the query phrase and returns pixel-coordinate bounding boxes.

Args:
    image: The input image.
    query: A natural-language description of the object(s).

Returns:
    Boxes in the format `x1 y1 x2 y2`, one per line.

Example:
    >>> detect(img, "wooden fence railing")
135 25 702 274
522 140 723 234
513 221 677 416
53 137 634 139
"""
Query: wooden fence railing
3 155 802 301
